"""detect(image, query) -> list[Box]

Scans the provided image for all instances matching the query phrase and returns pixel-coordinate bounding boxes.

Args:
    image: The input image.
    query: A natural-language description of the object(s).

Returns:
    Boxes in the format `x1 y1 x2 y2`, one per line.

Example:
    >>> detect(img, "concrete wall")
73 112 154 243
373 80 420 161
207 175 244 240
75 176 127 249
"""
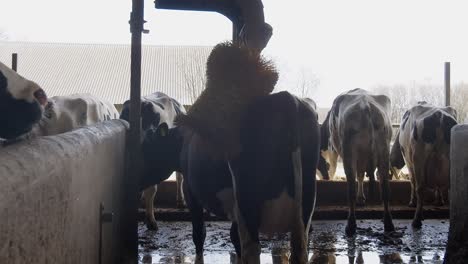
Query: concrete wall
0 120 129 264
444 124 468 263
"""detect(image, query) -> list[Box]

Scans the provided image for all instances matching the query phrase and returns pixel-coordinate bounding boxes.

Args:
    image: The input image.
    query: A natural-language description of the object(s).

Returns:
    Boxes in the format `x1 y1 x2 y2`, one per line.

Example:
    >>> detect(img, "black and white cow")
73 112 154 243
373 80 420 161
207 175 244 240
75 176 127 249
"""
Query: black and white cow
120 92 186 231
325 88 395 235
141 92 320 263
0 62 48 140
320 110 377 184
390 102 457 228
30 93 119 136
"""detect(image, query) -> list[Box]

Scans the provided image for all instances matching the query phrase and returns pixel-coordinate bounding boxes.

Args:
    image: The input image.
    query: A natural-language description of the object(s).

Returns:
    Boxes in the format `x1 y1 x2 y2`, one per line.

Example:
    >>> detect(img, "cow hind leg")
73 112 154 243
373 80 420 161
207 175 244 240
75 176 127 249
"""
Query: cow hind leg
412 184 424 228
412 162 425 228
235 212 260 264
184 184 206 262
228 162 261 264
290 148 308 264
379 169 395 232
408 167 417 207
230 222 242 263
290 219 308 264
175 172 185 208
143 185 158 231
343 154 357 236
377 150 395 232
356 172 366 206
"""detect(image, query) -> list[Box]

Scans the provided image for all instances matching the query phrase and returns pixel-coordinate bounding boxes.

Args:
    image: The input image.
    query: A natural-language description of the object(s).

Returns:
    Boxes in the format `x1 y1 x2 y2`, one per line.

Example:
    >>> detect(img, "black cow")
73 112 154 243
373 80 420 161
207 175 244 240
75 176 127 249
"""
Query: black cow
120 92 185 231
0 62 47 140
141 91 320 263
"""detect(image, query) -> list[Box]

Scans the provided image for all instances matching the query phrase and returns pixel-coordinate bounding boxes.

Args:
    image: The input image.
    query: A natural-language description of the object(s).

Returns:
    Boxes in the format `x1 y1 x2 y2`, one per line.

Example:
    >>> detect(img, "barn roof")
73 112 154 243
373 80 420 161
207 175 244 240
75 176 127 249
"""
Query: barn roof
0 42 212 105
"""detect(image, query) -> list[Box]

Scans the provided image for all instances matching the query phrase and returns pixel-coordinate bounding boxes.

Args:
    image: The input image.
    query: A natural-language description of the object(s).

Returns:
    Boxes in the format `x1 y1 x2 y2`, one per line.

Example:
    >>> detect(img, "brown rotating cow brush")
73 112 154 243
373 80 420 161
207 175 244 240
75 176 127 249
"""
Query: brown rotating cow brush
176 41 278 158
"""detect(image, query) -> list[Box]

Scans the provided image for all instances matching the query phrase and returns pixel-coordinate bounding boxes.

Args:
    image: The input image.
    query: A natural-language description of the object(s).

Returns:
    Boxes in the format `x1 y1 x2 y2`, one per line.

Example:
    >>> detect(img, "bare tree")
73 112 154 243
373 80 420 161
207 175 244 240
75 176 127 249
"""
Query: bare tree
451 82 468 122
296 67 320 99
176 53 207 104
373 80 466 123
372 84 411 123
413 81 444 106
271 61 320 102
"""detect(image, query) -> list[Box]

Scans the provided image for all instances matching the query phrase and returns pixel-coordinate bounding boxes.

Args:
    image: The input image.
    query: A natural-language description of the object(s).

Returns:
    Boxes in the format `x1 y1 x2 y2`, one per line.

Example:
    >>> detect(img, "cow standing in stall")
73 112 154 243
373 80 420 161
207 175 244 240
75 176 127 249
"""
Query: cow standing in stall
228 92 320 263
140 91 320 263
120 92 186 231
390 102 457 228
0 62 48 140
325 88 395 235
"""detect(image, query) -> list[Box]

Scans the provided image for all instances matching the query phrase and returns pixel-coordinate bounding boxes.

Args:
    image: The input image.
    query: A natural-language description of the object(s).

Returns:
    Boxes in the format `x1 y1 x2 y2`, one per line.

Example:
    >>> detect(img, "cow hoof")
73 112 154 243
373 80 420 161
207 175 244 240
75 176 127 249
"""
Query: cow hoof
408 201 417 208
176 201 185 209
194 254 204 264
412 219 422 229
145 221 158 231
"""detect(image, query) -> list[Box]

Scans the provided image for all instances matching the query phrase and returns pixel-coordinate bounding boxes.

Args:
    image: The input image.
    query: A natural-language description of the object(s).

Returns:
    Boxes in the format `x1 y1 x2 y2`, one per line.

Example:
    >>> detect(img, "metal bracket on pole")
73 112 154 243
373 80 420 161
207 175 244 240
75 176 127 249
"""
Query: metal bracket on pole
129 12 149 34
12 53 17 72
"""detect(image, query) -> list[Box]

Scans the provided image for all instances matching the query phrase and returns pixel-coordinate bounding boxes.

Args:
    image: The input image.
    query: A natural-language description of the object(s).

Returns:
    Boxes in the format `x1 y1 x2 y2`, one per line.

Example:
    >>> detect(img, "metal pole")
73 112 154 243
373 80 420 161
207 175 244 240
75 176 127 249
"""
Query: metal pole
12 53 17 72
122 0 145 262
445 62 451 106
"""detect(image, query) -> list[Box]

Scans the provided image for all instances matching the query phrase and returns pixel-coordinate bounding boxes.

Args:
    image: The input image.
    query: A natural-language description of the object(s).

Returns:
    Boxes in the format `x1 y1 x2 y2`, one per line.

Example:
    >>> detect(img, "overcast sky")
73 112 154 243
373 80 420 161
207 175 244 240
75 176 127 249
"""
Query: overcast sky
1 0 467 106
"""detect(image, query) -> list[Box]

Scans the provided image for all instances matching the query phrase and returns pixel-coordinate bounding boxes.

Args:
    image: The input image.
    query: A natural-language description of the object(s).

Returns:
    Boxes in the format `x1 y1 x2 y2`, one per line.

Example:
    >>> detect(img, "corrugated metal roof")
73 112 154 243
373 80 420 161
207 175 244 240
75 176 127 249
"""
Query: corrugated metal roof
0 42 212 105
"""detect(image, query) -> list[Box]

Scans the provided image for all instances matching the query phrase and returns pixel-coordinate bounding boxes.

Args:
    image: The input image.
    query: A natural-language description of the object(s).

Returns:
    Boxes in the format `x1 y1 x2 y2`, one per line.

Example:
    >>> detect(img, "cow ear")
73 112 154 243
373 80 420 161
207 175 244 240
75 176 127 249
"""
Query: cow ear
156 123 169 137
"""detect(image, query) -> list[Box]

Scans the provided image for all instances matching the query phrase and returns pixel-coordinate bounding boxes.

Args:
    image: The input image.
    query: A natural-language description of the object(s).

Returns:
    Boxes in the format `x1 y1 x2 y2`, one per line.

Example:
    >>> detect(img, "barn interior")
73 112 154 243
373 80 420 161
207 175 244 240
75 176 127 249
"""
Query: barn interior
1 0 467 264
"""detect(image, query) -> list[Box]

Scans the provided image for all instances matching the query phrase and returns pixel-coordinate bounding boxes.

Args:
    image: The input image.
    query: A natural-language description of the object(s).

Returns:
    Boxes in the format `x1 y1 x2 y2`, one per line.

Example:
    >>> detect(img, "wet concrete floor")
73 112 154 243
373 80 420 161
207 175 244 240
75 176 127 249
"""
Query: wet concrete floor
138 219 448 263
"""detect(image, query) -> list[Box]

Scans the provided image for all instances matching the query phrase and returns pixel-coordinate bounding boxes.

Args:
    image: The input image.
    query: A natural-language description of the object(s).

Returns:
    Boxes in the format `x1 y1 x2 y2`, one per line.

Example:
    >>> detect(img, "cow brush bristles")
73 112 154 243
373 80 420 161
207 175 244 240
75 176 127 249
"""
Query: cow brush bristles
176 41 278 158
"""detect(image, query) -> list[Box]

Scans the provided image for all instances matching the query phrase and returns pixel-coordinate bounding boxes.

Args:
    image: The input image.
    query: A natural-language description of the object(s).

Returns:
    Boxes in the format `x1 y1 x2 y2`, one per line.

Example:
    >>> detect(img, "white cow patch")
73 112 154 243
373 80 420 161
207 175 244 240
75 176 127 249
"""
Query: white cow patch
259 190 296 235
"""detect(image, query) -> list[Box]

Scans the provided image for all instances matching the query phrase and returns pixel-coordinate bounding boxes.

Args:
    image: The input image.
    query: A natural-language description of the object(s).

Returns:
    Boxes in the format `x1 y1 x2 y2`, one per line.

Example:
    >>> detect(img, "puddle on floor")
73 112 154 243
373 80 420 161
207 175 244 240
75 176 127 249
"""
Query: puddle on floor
139 219 448 263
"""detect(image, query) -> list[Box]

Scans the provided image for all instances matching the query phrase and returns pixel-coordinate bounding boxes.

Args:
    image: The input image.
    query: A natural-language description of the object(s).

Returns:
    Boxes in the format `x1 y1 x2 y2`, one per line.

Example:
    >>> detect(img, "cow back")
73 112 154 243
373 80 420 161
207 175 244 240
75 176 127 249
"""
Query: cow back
399 103 457 148
329 88 392 155
120 92 185 131
33 93 119 136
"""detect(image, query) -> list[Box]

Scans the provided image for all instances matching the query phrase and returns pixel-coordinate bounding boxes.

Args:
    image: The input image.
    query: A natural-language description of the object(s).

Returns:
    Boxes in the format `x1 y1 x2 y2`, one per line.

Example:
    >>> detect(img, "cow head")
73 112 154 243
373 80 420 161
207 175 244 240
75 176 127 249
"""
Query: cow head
120 100 163 135
0 62 47 139
140 123 180 190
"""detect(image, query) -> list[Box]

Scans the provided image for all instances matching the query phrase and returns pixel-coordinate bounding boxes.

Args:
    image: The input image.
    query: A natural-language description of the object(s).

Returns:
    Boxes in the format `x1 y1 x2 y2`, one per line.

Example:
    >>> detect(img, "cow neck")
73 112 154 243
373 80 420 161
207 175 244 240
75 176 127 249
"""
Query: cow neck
170 126 184 172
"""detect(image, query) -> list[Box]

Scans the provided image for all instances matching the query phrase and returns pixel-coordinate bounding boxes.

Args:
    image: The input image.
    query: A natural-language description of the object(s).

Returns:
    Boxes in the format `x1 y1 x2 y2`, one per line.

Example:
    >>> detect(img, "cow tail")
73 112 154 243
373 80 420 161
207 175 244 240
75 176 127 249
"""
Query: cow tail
360 101 372 129
290 99 303 211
